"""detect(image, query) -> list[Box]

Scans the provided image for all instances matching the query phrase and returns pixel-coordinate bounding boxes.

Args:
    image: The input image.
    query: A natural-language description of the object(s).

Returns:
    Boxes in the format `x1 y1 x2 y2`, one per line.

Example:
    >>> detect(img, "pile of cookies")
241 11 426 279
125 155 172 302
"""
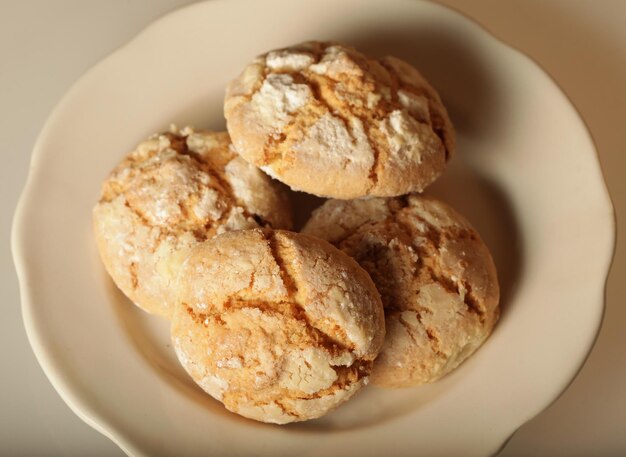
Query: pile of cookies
93 41 500 424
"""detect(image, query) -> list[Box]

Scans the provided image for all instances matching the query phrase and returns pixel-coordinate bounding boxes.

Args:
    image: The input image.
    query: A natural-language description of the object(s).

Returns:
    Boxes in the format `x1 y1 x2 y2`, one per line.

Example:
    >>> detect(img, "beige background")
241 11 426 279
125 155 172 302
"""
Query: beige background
2 0 624 455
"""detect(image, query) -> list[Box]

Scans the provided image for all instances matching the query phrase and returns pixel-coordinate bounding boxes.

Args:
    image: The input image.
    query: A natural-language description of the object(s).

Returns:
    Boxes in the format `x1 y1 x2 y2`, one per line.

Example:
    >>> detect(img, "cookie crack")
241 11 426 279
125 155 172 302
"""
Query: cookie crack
397 310 444 360
264 231 298 298
162 132 270 233
278 359 370 402
424 327 446 359
183 153 239 217
250 70 310 167
331 218 389 247
308 361 370 397
190 297 355 357
273 399 300 418
304 75 357 136
129 262 139 290
263 233 357 353
184 297 368 405
109 136 258 245
123 199 153 228
380 60 450 161
458 280 486 321
305 74 383 185
365 123 382 190
395 215 486 323
120 199 172 256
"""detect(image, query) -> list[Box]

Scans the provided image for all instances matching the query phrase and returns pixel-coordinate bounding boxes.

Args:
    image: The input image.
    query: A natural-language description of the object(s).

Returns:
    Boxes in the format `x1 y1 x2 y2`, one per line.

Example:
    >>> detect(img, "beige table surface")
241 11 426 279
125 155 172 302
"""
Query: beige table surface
2 1 624 456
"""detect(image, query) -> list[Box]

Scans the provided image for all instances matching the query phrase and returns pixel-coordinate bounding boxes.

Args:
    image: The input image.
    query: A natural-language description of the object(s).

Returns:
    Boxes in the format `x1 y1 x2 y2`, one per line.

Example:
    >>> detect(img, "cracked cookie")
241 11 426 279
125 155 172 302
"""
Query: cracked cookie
92 127 292 319
302 195 499 387
224 41 455 199
171 228 385 423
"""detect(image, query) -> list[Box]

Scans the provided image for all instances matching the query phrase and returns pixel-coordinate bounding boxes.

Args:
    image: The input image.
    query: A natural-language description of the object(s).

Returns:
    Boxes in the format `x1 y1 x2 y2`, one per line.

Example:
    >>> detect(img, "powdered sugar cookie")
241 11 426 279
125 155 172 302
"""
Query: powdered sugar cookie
171 229 385 423
224 41 455 199
93 127 292 318
302 195 499 387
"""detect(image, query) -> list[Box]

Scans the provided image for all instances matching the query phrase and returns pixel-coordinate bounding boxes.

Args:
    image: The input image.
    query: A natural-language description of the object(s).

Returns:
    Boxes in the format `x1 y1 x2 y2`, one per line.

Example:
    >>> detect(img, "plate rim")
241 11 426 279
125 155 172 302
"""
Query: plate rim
11 1 616 456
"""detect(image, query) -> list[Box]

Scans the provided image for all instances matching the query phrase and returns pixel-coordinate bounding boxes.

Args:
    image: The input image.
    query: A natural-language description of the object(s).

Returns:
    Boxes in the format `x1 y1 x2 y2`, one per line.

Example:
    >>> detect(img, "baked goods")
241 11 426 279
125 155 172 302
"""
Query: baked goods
92 127 292 319
171 229 385 423
302 195 499 387
92 38 503 425
224 41 455 199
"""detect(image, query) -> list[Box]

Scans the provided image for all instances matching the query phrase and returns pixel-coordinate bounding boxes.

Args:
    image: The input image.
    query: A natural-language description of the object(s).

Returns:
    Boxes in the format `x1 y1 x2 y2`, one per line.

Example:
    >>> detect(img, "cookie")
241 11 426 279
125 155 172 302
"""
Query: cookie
171 229 385 423
302 195 499 387
224 41 455 199
93 127 292 319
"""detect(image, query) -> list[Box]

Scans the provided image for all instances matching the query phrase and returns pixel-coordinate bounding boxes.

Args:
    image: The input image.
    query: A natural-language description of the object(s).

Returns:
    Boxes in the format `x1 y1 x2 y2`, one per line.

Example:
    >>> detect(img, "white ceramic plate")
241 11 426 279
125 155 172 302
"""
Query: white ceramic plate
13 0 614 456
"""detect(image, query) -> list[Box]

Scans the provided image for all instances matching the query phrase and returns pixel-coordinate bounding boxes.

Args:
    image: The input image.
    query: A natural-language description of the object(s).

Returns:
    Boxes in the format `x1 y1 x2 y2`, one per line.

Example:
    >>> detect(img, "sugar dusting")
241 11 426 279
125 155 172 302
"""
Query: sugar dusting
252 74 311 130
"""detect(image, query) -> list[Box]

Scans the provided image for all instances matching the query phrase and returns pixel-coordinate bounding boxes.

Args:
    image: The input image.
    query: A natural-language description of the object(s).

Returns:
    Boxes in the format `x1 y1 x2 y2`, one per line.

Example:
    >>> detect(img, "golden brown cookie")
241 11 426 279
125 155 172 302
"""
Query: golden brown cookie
171 229 385 423
93 127 292 319
224 41 455 199
302 195 499 387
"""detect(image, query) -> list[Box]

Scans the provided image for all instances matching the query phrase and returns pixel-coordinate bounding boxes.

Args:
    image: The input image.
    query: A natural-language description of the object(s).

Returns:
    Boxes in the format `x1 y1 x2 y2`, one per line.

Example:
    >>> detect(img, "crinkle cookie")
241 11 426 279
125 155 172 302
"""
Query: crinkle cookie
171 229 385 423
302 195 499 387
224 41 455 199
93 127 292 319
